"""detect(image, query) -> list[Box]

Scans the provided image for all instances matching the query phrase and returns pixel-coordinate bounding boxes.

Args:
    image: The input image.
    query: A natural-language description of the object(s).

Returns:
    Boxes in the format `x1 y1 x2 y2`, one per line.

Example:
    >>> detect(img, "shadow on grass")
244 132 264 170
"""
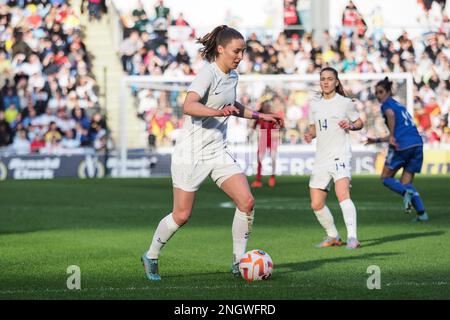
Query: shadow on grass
163 252 400 281
276 252 400 274
361 231 445 248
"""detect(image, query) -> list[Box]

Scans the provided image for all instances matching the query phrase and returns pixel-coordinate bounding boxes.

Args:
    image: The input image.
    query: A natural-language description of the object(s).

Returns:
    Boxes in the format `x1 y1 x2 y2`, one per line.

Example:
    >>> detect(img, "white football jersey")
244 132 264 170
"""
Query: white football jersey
308 93 360 166
173 62 238 164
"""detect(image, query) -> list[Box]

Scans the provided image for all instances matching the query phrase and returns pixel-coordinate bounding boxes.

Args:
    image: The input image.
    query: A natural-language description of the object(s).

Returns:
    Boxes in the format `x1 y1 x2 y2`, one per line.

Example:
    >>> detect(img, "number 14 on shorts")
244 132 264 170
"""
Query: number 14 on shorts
335 161 346 171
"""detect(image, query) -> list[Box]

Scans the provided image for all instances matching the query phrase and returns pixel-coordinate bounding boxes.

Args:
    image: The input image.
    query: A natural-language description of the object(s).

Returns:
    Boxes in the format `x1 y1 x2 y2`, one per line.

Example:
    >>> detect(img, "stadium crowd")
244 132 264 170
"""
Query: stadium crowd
0 0 109 155
117 0 450 149
1 0 449 154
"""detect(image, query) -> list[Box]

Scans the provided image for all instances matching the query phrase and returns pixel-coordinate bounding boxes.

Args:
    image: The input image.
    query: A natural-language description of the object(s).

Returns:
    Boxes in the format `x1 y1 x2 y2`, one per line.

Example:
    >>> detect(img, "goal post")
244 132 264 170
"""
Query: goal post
118 72 414 177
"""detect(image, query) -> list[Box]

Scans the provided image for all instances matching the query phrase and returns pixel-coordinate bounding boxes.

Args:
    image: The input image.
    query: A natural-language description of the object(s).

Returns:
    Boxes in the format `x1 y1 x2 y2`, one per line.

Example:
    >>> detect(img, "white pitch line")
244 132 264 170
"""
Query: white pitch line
0 281 448 295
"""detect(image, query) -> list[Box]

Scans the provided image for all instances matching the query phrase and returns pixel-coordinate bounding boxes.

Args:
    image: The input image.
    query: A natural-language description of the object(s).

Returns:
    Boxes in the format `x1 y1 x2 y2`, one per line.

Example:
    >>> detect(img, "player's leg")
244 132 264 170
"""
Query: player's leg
252 132 266 187
148 187 196 259
400 146 428 221
142 188 196 280
381 164 418 214
310 183 342 247
268 130 279 187
220 173 255 274
310 168 342 247
142 158 208 281
334 177 360 249
380 146 408 196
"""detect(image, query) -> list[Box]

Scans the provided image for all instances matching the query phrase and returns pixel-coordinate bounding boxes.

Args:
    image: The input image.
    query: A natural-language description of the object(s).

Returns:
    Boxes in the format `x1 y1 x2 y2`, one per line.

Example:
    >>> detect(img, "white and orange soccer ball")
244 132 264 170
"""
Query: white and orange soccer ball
238 249 273 282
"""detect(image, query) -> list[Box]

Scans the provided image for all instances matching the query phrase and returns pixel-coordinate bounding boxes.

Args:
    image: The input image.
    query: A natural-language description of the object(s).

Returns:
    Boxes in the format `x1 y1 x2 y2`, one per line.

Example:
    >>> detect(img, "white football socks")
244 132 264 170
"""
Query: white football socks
339 199 357 239
314 205 339 238
147 213 180 259
232 208 254 264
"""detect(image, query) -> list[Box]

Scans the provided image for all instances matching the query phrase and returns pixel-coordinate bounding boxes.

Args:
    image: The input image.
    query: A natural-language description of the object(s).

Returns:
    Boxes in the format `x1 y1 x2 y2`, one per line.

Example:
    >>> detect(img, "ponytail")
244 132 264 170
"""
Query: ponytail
376 77 393 95
197 25 244 62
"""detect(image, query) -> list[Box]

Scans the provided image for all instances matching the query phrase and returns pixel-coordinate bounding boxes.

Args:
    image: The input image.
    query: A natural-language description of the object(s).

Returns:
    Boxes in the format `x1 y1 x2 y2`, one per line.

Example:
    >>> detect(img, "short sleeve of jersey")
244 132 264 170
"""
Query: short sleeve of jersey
380 99 392 116
346 99 360 122
187 65 214 98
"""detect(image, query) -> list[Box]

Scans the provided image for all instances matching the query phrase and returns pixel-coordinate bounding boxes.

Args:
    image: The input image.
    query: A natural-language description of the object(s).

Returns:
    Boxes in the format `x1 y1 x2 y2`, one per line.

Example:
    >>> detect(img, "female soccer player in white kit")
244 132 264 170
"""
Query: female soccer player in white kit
304 67 364 249
141 25 283 280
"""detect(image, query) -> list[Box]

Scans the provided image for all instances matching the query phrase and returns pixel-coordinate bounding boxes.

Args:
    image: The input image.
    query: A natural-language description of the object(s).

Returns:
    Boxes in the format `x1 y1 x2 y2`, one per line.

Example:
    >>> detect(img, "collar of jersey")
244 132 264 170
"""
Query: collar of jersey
212 61 232 78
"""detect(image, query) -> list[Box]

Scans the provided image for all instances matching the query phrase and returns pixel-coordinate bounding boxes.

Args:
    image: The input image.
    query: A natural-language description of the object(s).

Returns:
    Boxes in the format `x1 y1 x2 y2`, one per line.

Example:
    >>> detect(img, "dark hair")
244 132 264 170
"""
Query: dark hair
376 77 393 95
319 67 348 97
197 25 244 62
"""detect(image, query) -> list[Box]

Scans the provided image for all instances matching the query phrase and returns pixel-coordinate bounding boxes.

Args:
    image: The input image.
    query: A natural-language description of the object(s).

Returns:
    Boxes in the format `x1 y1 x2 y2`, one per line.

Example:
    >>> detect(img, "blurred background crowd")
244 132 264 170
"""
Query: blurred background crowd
0 0 108 155
0 0 449 154
116 0 449 149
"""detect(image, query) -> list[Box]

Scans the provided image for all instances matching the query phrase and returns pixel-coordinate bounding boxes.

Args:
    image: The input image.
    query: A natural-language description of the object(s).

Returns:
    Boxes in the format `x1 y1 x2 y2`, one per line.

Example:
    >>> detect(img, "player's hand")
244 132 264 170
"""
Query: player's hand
389 136 398 150
260 113 284 129
365 137 377 145
304 132 314 144
218 104 239 117
338 120 352 130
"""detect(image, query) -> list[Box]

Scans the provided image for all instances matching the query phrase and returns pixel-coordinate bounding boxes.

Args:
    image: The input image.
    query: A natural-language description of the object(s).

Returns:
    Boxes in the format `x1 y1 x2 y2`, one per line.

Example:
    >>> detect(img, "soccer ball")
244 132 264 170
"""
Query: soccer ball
238 249 273 282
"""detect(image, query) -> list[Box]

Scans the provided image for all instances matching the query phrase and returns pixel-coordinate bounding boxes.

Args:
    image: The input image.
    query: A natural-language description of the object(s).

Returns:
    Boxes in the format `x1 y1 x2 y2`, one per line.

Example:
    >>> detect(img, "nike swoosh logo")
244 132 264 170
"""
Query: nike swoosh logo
214 91 222 95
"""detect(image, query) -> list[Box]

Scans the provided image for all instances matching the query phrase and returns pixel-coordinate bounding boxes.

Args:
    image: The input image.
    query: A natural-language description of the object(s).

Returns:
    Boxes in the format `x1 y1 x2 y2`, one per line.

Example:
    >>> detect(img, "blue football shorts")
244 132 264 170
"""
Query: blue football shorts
385 145 423 173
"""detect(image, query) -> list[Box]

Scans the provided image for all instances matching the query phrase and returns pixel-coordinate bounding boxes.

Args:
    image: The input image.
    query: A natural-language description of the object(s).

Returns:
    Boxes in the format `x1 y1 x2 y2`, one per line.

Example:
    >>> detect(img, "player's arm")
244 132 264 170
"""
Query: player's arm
366 109 397 147
183 92 239 117
233 101 284 128
383 109 398 147
304 124 316 143
339 99 364 131
338 118 364 131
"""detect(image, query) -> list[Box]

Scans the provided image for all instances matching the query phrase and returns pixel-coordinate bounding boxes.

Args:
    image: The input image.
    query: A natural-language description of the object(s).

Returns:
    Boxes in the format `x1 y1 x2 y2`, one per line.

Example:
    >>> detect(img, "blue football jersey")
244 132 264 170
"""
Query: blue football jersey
381 97 423 150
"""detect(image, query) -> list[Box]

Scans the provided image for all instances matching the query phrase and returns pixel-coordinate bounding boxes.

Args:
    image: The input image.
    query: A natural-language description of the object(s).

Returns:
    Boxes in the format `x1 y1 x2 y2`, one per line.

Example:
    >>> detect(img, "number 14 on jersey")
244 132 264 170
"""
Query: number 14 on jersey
318 119 328 131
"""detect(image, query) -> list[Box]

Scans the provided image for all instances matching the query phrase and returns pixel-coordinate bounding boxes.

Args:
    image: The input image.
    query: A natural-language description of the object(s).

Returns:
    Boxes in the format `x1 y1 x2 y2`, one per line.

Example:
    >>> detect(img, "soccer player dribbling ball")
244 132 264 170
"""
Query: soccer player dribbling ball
366 77 428 222
141 25 284 281
304 67 364 249
251 99 284 188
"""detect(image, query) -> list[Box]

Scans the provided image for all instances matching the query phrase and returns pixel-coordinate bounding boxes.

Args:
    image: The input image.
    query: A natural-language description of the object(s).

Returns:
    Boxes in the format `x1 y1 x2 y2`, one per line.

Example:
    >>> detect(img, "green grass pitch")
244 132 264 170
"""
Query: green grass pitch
1 175 449 299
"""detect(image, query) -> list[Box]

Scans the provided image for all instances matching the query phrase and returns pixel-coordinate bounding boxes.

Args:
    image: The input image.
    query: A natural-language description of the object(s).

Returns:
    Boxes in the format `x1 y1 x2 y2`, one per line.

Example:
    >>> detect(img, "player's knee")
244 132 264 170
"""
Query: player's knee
238 194 255 213
311 201 324 212
172 210 191 226
336 195 350 203
381 176 391 186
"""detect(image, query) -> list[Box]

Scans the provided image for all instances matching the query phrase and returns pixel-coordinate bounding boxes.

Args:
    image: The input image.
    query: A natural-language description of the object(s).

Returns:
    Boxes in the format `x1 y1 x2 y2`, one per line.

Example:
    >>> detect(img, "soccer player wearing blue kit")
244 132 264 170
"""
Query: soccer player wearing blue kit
366 77 428 222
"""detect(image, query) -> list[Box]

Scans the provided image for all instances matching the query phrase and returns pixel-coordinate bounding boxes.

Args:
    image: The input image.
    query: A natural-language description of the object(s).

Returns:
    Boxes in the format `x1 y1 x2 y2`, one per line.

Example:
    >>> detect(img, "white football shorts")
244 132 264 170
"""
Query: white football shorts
309 158 352 191
171 151 243 192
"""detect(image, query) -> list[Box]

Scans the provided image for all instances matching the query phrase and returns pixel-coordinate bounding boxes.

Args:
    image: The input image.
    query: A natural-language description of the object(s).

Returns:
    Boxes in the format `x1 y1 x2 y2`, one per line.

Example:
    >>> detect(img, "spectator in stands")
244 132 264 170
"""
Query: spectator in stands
11 128 30 154
30 132 45 153
341 0 367 37
171 12 189 26
44 121 62 143
61 128 81 149
4 102 18 124
283 0 302 38
72 106 90 128
74 122 89 146
88 112 106 143
119 30 143 73
131 0 149 33
154 0 170 25
93 129 112 152
87 0 103 22
175 45 190 65
2 86 20 111
0 50 13 87
0 110 12 146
